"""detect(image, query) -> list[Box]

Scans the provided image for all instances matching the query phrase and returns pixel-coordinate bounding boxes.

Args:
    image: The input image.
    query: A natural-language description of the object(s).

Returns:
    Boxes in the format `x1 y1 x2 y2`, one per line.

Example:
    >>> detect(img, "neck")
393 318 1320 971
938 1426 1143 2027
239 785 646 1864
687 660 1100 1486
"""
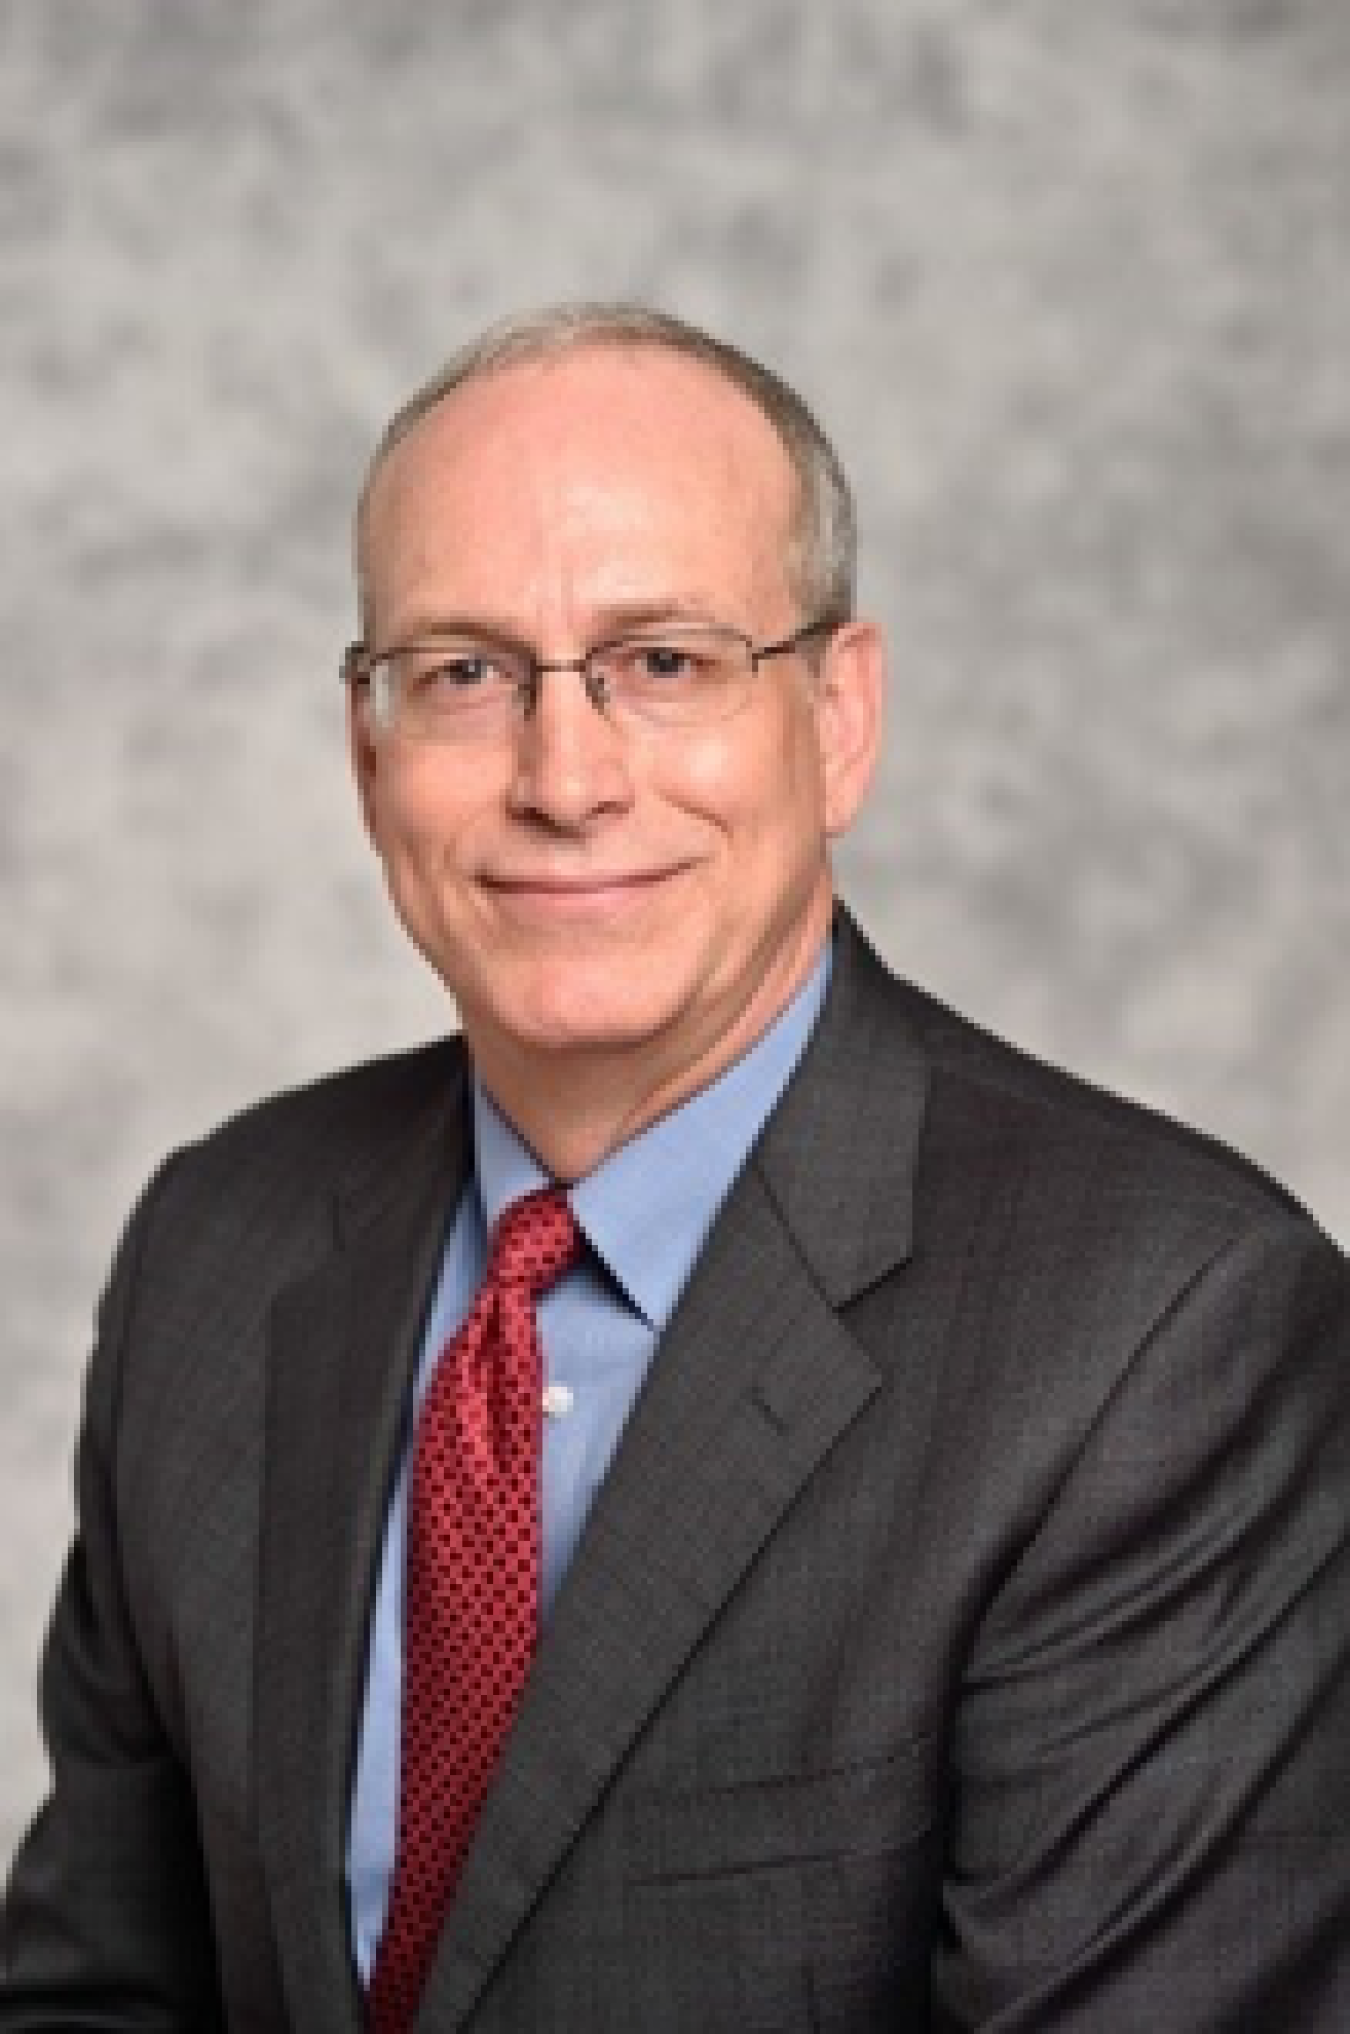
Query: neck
467 912 832 1182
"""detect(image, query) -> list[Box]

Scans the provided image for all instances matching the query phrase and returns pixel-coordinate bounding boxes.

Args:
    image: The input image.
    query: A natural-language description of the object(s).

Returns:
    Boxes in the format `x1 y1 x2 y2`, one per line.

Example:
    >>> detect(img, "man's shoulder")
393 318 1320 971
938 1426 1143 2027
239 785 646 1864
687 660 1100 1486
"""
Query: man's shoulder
162 1033 469 1204
837 916 1311 1235
84 1038 471 1421
915 984 1302 1224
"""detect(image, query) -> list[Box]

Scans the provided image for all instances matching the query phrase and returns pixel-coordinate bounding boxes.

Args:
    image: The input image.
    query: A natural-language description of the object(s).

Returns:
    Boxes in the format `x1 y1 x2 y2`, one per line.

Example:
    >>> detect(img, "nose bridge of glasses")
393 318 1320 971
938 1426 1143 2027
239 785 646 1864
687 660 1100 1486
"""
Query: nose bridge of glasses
525 649 613 716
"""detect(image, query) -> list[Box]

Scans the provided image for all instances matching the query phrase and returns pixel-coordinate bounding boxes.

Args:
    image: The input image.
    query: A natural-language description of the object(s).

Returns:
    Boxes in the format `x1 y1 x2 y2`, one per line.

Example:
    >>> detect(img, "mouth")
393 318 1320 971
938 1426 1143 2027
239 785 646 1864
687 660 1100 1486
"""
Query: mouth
481 867 689 912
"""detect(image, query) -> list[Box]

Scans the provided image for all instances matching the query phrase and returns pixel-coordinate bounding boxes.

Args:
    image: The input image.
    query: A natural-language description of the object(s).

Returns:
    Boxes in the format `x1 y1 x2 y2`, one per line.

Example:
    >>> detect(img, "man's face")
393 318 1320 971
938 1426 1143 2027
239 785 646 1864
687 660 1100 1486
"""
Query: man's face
352 346 880 1132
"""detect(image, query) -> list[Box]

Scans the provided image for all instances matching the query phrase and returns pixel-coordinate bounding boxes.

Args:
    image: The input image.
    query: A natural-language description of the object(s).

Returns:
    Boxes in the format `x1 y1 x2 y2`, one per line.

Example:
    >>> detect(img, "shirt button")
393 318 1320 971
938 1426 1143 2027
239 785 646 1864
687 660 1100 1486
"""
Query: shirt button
542 1383 574 1419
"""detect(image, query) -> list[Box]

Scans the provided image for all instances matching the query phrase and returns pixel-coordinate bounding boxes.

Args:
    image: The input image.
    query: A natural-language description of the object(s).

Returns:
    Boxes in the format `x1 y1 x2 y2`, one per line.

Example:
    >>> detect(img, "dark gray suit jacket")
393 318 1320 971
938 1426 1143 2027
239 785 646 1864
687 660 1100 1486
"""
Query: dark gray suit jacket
4 912 1349 2030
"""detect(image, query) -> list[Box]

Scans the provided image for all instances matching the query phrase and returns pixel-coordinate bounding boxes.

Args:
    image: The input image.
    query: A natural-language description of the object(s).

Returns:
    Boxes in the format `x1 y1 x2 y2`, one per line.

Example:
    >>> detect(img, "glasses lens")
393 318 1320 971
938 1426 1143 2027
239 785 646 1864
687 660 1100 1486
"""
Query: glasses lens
380 643 526 741
596 628 753 726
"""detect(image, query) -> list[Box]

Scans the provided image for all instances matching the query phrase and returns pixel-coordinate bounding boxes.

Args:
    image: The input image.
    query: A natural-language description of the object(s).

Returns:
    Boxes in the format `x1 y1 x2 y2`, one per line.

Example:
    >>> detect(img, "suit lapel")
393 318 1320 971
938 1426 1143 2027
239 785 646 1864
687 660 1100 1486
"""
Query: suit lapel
421 913 930 2027
255 1058 471 2029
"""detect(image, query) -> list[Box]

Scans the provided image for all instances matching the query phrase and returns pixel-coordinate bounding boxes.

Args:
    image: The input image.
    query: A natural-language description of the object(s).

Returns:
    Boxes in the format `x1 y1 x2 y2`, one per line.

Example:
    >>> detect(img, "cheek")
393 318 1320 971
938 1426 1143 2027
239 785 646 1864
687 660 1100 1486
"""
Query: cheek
661 705 824 835
366 753 485 865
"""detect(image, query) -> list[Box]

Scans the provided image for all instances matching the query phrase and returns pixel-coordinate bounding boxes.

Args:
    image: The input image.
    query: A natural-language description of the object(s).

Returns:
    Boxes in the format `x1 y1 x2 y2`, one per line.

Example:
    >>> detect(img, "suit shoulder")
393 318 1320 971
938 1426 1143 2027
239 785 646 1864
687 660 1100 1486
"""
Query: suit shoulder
828 920 1313 1238
164 1034 468 1196
903 978 1307 1226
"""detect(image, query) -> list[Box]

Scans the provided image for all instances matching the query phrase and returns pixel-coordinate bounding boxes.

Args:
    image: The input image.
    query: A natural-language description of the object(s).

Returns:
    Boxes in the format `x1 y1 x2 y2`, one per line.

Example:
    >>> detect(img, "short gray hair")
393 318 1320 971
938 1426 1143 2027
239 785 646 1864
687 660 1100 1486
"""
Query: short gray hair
355 301 856 637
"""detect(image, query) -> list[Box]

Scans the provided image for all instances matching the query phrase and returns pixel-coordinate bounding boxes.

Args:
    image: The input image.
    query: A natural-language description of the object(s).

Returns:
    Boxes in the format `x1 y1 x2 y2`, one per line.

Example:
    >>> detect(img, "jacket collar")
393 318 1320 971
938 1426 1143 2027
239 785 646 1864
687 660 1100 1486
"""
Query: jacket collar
255 1052 472 2029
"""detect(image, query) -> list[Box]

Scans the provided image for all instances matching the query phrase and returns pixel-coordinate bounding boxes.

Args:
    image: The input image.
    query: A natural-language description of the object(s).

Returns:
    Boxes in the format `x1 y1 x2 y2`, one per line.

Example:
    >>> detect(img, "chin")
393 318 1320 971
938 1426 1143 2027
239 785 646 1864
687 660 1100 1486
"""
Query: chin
467 961 674 1058
510 999 670 1059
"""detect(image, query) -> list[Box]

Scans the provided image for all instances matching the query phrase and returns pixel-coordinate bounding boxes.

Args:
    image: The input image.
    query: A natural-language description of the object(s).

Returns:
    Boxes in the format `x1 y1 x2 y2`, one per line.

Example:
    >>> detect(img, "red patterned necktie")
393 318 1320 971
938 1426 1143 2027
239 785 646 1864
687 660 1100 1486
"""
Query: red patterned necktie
368 1186 580 2033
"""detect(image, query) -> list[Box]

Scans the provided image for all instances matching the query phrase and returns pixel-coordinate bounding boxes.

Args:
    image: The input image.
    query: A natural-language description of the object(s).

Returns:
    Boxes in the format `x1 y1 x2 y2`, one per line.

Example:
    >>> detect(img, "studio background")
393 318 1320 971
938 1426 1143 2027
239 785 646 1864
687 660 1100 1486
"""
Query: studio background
2 0 1346 1861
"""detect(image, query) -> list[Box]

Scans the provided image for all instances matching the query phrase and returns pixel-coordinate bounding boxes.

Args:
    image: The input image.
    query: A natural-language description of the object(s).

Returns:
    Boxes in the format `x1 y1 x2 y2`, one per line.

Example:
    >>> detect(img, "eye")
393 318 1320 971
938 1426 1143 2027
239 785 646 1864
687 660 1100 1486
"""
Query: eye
617 637 723 687
416 652 496 693
394 645 520 704
637 643 696 679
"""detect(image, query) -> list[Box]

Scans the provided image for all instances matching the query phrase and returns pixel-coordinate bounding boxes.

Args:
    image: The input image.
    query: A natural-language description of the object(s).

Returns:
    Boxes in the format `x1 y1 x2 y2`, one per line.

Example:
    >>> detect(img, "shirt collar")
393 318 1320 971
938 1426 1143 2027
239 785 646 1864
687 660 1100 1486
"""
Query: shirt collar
472 942 832 1329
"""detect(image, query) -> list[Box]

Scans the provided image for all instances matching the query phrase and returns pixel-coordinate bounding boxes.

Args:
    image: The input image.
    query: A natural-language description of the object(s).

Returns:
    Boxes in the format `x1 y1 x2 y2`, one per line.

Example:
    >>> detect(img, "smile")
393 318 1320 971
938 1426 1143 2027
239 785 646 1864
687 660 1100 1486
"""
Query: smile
482 868 688 911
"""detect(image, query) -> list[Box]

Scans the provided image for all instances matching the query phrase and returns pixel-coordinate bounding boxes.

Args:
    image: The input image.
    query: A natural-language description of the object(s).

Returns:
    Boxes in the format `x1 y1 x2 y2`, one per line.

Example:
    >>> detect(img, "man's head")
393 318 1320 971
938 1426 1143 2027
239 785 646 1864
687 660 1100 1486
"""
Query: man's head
348 304 883 1174
355 303 858 642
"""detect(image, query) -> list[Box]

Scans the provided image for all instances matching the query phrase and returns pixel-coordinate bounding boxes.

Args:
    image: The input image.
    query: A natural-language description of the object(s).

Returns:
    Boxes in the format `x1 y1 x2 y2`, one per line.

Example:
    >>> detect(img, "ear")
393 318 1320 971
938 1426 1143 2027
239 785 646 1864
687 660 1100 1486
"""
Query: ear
347 677 381 843
814 619 885 837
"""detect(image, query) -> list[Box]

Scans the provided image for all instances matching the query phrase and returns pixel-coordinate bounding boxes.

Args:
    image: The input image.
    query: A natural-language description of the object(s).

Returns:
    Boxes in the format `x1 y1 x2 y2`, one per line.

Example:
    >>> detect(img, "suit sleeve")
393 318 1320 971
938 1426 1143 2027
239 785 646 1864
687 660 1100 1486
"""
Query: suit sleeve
0 1161 227 2030
935 1216 1350 2031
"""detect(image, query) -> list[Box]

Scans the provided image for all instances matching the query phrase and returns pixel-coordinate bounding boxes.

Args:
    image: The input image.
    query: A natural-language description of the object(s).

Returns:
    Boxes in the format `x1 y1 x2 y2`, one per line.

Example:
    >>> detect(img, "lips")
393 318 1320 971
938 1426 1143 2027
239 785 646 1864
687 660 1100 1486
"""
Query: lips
482 866 687 894
476 866 695 925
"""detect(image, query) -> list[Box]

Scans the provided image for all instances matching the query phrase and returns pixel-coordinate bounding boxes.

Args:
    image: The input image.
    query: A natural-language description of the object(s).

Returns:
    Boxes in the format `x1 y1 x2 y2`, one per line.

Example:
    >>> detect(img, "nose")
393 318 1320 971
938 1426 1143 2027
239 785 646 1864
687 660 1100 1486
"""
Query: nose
506 657 634 831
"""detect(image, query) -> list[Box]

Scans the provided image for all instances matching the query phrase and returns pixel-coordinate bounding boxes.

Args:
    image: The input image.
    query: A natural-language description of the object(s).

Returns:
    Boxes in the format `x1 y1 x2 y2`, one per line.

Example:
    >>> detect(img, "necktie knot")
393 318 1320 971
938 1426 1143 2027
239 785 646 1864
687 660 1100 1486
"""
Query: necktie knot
487 1186 580 1295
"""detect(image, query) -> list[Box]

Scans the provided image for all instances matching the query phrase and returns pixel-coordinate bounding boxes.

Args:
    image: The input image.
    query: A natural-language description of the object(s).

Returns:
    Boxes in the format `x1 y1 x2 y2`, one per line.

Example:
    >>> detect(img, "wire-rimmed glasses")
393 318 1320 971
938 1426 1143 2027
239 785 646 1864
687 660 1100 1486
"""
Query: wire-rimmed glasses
341 617 835 742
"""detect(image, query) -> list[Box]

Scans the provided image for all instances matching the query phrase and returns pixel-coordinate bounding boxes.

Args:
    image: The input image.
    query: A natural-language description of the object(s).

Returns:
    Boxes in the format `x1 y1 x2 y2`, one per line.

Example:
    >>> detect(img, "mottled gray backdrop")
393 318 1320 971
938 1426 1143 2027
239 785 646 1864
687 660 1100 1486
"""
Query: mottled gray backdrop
3 0 1347 1860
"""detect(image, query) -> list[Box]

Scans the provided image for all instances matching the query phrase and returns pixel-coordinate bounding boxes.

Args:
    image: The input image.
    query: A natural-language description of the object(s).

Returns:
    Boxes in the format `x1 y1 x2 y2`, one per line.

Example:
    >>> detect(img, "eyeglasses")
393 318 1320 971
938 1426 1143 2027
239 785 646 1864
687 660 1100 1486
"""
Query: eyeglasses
340 617 835 743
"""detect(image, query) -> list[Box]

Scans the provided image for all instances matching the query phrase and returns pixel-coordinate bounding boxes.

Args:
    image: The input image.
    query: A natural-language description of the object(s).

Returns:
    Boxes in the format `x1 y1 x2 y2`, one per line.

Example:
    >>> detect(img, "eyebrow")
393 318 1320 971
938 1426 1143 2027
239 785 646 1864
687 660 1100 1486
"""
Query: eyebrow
586 598 726 634
383 597 728 648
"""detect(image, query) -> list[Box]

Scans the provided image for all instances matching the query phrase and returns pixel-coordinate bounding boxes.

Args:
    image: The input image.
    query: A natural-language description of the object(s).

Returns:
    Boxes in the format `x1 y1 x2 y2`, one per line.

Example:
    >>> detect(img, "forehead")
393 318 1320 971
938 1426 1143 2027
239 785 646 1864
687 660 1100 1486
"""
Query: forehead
360 347 798 623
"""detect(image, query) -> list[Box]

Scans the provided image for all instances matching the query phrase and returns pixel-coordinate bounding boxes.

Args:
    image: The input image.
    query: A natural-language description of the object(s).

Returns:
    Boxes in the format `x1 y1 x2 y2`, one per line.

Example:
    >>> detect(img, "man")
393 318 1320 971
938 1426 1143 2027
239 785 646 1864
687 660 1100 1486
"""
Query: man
2 304 1348 2031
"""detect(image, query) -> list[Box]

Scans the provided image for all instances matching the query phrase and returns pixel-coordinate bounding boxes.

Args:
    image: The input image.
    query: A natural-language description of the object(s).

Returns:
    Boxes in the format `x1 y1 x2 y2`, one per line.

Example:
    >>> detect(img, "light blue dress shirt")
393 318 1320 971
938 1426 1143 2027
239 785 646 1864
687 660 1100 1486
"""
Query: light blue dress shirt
346 948 831 1979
